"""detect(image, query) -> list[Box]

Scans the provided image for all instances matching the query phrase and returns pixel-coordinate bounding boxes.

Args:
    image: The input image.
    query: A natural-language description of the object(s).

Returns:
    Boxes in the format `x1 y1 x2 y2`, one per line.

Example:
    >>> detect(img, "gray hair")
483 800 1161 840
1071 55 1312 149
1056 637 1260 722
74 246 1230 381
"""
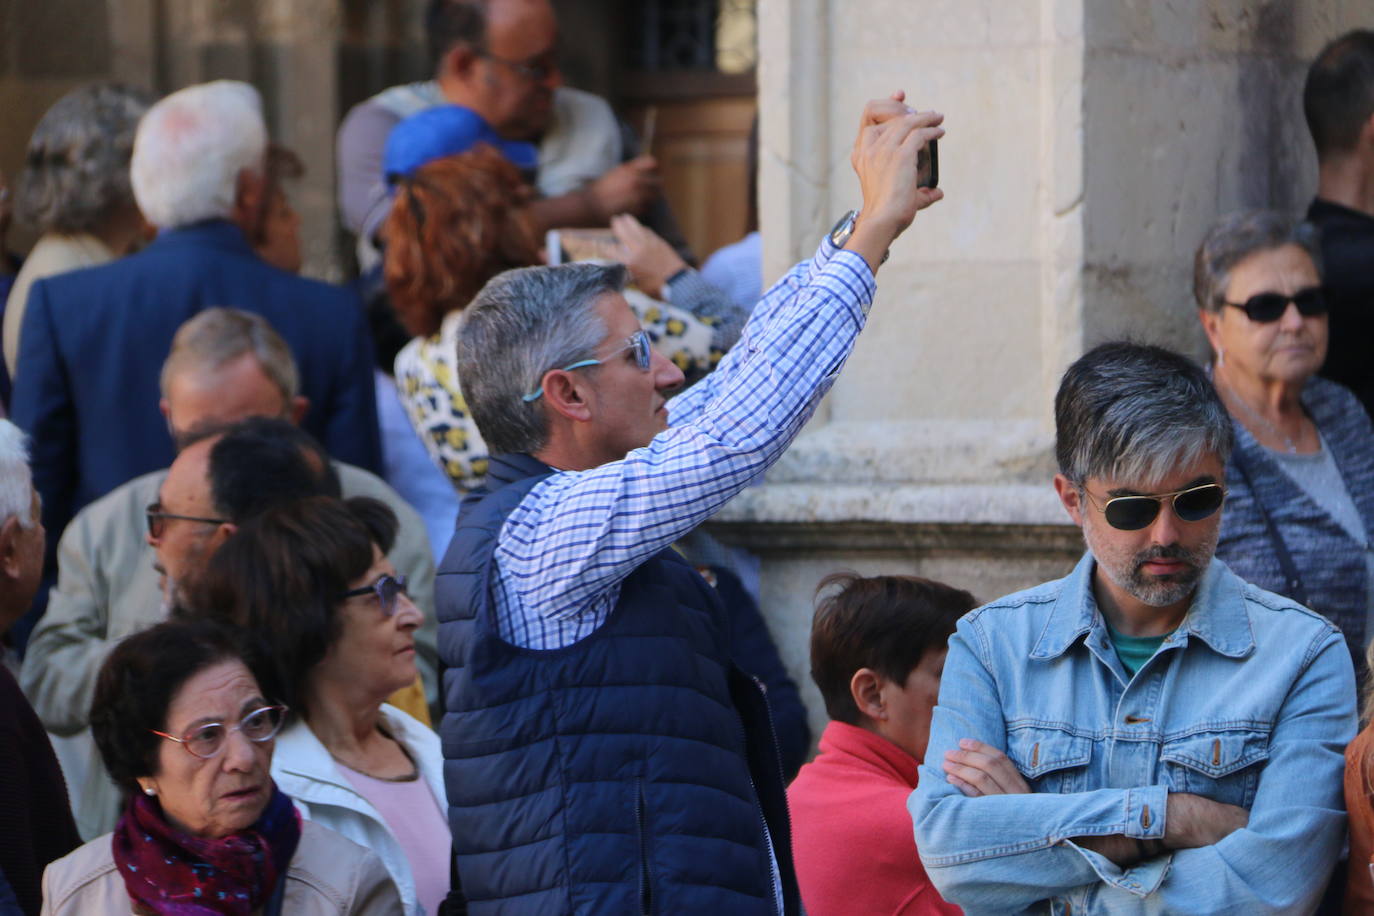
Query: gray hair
131 81 267 229
15 83 153 235
457 262 626 455
0 421 35 529
160 308 299 402
1193 210 1323 313
1055 342 1233 487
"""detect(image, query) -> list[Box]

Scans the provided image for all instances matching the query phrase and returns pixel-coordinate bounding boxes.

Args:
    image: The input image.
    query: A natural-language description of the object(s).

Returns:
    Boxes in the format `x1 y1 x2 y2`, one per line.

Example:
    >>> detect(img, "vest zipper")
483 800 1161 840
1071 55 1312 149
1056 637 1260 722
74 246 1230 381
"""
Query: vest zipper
635 777 653 915
740 674 787 915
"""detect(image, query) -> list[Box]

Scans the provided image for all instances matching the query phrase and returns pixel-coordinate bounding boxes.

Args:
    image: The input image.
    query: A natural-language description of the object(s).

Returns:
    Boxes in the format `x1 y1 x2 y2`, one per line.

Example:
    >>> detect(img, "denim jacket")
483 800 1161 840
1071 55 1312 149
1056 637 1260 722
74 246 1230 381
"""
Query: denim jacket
910 552 1356 915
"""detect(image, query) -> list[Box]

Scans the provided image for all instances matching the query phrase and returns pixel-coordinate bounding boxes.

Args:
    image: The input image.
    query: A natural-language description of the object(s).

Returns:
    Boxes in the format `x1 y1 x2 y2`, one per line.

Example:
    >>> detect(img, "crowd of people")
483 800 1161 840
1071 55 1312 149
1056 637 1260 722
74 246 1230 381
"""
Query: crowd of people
2 1 1374 913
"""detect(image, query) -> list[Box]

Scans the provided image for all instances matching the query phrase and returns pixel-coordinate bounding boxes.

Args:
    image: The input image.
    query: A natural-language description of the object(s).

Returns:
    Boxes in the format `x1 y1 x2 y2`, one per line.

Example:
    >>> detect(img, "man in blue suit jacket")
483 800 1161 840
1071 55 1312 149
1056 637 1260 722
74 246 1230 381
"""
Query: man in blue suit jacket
11 81 380 646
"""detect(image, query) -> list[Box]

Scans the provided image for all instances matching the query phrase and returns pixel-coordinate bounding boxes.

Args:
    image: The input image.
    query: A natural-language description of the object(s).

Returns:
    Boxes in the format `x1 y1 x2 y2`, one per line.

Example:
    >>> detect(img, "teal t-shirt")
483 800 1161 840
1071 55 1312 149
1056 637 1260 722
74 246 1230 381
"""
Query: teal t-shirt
1105 622 1170 676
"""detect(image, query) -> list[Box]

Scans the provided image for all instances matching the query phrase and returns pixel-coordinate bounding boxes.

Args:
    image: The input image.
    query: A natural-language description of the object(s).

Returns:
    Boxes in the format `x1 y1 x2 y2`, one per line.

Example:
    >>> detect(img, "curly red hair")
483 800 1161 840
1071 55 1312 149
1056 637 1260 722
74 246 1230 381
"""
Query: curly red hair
382 145 541 337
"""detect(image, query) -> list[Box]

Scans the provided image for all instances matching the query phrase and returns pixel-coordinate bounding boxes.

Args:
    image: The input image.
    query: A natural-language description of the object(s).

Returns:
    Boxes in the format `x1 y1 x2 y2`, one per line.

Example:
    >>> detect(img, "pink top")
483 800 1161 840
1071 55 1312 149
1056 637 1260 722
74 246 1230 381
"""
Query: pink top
787 721 961 916
338 763 451 916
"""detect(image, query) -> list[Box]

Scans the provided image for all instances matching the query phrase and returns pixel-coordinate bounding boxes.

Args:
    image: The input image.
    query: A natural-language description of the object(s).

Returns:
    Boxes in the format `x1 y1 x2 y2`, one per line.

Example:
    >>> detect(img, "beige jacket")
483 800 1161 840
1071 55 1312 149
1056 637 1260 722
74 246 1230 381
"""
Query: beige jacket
5 233 114 377
40 819 402 915
20 463 437 840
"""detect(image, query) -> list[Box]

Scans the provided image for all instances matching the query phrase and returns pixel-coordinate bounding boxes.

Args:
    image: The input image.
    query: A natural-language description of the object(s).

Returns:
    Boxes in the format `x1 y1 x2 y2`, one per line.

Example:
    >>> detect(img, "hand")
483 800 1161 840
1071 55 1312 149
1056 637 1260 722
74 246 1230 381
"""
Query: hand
942 738 1032 797
845 92 945 270
589 156 662 222
1163 792 1249 850
610 213 687 298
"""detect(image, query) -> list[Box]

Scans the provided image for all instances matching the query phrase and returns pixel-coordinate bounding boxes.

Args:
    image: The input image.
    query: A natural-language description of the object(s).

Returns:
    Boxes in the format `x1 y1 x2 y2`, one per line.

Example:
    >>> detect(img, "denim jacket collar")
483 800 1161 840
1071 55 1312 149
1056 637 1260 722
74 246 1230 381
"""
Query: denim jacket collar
1030 552 1255 661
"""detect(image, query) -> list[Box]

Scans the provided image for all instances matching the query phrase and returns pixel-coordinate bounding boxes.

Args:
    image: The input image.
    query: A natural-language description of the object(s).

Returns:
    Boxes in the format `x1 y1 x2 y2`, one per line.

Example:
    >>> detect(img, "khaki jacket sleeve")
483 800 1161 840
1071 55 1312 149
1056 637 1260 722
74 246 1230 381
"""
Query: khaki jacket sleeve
21 508 115 736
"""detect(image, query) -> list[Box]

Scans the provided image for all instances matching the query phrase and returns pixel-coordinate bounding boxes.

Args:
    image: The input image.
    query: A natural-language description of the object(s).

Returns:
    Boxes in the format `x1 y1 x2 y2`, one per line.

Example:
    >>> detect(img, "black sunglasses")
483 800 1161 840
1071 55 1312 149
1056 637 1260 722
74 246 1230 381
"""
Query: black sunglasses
1082 483 1227 531
340 574 409 617
1223 287 1326 323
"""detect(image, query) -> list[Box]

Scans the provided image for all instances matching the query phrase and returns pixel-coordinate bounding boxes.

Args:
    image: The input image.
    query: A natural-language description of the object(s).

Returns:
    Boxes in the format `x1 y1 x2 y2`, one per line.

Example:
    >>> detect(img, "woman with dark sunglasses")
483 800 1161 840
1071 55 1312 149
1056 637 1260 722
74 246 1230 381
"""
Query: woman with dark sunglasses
42 618 401 914
187 496 448 916
1194 209 1374 675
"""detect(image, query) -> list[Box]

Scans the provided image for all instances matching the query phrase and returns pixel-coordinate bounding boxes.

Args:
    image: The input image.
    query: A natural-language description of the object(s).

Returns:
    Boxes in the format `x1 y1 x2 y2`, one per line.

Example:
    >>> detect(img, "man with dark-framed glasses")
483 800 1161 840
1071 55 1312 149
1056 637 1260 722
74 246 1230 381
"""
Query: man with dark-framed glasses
911 341 1356 914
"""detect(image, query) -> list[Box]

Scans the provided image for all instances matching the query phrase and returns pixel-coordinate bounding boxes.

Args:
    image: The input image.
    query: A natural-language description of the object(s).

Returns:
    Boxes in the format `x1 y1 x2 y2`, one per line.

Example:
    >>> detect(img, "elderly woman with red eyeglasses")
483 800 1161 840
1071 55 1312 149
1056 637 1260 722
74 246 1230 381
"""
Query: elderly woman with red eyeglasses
40 618 400 914
188 495 446 916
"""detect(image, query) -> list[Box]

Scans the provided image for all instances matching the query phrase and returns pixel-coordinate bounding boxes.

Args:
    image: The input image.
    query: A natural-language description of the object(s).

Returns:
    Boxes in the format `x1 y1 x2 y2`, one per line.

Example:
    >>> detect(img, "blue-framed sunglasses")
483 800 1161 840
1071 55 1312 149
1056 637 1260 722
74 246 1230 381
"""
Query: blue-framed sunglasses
522 330 652 402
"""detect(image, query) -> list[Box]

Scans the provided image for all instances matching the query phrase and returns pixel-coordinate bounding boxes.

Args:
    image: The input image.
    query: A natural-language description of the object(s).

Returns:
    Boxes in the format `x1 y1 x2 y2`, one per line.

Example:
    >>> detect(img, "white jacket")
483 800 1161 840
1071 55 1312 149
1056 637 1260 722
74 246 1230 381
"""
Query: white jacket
272 705 447 916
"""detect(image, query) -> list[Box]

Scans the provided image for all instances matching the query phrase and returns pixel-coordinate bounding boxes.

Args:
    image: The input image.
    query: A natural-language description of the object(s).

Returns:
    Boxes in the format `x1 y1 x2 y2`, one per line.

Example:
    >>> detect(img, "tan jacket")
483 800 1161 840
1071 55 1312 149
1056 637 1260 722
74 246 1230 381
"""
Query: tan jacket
20 463 438 840
5 233 115 377
40 820 402 915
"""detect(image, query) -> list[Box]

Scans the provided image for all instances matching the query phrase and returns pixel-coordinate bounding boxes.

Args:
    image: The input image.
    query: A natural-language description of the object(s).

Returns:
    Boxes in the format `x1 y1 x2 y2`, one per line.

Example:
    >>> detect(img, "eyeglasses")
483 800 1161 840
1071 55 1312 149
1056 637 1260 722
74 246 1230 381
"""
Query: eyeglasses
151 704 287 759
523 329 653 402
480 50 559 82
340 573 410 617
145 502 230 539
1223 287 1326 323
1081 483 1227 531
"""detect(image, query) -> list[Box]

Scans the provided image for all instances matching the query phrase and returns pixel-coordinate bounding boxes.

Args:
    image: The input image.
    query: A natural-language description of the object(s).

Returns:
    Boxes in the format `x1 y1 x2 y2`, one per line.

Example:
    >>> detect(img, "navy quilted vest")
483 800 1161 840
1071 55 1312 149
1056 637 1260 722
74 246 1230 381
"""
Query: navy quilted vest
435 454 799 915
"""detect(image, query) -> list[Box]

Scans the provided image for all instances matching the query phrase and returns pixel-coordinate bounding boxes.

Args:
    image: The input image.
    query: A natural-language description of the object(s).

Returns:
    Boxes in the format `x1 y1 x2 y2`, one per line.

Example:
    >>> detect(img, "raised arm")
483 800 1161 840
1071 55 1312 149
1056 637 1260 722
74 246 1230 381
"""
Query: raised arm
499 98 945 621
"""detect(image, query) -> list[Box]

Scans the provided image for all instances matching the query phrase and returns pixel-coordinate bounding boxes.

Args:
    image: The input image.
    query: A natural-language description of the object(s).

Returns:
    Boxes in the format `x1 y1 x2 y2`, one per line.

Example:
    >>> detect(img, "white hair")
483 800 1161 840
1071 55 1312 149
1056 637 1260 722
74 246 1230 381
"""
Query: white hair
0 421 34 528
131 80 267 229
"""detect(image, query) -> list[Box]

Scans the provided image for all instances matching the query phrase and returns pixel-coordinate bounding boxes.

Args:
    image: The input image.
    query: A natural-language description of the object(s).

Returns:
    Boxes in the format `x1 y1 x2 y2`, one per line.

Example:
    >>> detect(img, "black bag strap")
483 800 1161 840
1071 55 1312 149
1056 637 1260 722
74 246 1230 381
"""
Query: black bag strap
1232 446 1309 607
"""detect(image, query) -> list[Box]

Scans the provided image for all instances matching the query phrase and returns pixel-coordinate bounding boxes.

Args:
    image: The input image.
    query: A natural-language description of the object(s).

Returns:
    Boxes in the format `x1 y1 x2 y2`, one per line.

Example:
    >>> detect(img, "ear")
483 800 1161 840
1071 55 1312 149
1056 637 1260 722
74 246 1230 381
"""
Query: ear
1053 473 1086 527
849 668 886 722
1198 308 1224 357
540 370 594 423
159 397 171 421
0 516 20 580
231 168 267 234
289 395 310 426
207 521 239 555
440 44 481 81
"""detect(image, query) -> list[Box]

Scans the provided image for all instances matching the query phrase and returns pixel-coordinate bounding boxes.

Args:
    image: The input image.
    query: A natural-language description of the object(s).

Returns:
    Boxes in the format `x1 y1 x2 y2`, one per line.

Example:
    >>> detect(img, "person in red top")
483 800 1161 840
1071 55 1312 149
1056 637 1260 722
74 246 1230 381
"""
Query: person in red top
788 572 974 916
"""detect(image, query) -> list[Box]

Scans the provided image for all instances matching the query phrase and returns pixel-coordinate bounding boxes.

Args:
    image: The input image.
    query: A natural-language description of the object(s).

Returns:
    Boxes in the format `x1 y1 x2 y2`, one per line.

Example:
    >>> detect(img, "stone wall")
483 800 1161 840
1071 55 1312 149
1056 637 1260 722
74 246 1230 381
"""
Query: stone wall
743 0 1368 743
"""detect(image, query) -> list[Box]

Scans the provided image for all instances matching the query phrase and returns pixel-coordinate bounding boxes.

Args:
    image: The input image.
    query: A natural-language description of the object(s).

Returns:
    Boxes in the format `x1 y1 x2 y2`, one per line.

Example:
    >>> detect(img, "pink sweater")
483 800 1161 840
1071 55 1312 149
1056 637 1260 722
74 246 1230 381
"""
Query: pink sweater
787 721 961 916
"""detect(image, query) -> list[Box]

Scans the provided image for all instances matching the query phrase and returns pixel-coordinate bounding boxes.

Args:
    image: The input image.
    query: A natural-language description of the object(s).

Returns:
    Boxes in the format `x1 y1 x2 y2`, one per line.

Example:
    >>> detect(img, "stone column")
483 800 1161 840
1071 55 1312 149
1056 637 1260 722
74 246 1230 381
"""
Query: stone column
730 0 1363 742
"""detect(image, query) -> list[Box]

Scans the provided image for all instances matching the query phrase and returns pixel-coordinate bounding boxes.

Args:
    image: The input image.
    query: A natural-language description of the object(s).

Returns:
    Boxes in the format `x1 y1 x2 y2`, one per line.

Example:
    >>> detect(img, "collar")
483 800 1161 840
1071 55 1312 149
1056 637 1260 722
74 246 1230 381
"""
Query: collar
484 453 555 488
272 705 444 803
816 721 920 787
1030 552 1255 661
149 218 255 256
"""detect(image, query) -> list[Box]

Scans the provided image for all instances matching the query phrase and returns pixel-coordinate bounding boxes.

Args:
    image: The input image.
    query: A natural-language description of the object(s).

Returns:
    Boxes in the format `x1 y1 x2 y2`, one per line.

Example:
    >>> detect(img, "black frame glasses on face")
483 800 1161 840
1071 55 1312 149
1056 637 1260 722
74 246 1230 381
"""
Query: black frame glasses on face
1223 287 1326 323
1081 483 1227 531
479 50 559 82
145 502 230 539
341 573 409 617
151 704 288 759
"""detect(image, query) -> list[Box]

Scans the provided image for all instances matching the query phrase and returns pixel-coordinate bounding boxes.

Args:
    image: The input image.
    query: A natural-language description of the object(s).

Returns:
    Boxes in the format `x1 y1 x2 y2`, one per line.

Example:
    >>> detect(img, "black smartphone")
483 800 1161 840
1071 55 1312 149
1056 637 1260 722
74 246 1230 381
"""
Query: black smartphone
918 138 939 189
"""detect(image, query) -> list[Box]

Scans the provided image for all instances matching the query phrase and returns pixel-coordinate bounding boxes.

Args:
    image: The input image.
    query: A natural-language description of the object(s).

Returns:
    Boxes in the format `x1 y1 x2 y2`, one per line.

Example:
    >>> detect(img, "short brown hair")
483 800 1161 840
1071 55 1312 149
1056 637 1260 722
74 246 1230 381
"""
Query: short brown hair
810 573 975 726
383 146 540 337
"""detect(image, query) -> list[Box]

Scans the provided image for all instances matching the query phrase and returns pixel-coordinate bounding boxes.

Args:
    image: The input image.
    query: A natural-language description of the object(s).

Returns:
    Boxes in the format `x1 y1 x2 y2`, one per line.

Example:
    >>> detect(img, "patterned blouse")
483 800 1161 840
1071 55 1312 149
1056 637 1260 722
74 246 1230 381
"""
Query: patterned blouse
394 271 746 493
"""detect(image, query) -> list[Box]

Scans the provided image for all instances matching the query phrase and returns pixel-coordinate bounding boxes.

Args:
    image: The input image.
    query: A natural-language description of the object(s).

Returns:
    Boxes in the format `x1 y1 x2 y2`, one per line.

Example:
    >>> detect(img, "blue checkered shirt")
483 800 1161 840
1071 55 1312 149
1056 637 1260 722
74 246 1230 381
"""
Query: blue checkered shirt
492 237 876 649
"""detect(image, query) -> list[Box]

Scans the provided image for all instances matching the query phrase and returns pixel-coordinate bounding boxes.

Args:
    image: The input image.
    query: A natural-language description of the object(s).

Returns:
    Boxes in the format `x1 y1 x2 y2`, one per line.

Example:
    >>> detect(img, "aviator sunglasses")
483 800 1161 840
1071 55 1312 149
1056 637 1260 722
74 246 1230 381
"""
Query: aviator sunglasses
1081 483 1227 531
1223 287 1326 323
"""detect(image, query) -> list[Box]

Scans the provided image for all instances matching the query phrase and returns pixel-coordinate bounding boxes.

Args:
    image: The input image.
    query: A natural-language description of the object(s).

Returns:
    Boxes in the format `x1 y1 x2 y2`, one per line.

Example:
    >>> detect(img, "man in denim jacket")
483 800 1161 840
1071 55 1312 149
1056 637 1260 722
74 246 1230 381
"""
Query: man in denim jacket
911 342 1357 915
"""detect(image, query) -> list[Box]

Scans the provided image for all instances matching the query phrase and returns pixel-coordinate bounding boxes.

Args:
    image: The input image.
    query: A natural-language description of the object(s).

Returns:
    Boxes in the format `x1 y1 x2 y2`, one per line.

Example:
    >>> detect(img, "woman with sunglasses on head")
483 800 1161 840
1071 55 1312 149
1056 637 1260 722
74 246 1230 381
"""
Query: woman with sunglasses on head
189 495 447 916
41 617 400 914
1194 209 1374 673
